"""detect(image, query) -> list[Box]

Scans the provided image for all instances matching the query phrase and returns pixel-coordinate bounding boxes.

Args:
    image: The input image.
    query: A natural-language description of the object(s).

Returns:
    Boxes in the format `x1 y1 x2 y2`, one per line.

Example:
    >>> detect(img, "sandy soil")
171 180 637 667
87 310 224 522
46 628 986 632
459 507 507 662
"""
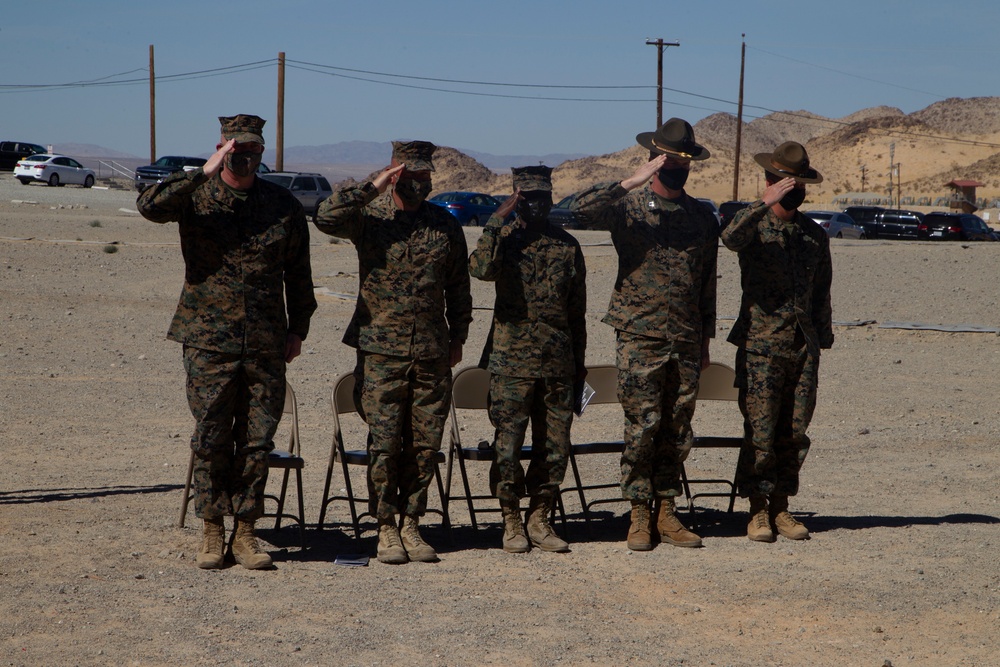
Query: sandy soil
1 176 998 667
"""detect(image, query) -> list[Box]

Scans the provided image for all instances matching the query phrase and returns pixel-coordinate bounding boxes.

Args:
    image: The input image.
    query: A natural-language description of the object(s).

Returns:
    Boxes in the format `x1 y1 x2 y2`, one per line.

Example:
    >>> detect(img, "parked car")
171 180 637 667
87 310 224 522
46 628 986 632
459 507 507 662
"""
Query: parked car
804 210 866 239
919 212 996 241
719 200 752 228
548 193 589 229
259 172 333 220
134 155 207 192
0 141 46 171
843 206 924 240
14 154 95 187
697 198 722 226
428 191 502 226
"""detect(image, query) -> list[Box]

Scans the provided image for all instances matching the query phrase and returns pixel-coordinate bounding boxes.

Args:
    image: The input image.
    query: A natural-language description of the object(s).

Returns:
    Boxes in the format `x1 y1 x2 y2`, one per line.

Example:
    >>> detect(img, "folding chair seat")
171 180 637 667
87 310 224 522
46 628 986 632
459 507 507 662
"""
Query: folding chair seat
445 366 567 531
177 380 307 547
316 371 450 541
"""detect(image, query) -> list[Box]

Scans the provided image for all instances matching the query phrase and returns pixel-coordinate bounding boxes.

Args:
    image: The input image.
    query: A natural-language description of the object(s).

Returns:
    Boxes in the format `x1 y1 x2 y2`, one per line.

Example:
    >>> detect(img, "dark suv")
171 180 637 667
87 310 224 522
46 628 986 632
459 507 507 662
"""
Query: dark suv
0 141 46 171
919 212 996 241
843 206 923 240
134 156 208 192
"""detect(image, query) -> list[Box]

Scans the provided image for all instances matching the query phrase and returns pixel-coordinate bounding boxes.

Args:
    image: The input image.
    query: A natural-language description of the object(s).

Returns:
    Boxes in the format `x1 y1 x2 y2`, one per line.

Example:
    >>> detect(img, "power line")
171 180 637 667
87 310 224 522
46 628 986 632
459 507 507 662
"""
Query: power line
3 56 997 150
285 62 652 103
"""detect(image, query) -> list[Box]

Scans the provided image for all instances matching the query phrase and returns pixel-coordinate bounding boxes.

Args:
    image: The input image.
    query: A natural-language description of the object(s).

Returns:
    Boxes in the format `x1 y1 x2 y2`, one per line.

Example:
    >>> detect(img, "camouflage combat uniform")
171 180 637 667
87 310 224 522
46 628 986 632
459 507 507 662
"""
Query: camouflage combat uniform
721 200 833 497
469 212 587 505
571 183 718 500
137 169 317 521
314 183 472 520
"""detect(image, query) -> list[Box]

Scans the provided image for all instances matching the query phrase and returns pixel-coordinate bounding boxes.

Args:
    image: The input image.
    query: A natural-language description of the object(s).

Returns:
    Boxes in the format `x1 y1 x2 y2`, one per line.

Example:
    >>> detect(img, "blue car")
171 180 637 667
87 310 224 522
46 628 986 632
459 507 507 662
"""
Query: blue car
428 191 502 226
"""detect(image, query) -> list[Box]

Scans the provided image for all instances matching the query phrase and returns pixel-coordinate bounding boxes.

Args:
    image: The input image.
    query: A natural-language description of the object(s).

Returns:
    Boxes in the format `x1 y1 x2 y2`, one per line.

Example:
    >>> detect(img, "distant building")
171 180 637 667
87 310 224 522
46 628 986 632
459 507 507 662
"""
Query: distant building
945 179 983 213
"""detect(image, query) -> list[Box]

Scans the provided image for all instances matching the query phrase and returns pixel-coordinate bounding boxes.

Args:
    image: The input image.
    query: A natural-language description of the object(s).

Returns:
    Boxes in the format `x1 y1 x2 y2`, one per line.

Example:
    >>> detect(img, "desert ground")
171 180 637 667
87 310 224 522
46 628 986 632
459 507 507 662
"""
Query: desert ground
1 176 997 667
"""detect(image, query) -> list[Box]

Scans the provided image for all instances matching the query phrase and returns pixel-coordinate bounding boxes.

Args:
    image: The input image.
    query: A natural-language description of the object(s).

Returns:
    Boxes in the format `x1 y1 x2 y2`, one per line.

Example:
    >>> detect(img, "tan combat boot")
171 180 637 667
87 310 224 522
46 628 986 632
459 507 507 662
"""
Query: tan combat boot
626 500 653 551
525 497 569 552
747 496 775 542
376 518 408 564
500 502 530 553
231 520 273 569
196 517 225 569
769 494 810 540
655 497 703 548
400 515 439 562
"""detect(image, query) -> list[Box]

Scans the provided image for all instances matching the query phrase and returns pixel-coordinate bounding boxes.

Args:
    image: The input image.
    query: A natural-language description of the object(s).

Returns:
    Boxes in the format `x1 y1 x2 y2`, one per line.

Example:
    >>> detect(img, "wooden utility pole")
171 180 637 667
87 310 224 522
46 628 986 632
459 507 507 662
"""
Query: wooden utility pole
732 34 746 201
888 142 895 208
149 45 156 163
276 52 285 172
645 38 680 137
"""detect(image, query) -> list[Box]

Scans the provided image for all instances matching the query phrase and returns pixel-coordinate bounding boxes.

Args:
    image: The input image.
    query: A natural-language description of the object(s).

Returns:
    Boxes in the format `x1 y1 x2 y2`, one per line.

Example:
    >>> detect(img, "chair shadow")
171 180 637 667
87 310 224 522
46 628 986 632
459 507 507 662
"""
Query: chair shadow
0 484 184 505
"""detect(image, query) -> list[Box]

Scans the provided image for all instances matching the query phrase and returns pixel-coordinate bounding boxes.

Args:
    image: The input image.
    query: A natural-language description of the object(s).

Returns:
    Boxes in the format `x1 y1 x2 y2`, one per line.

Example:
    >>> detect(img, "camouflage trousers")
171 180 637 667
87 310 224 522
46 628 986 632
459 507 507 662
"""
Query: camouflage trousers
354 351 451 520
487 374 573 505
616 331 700 500
734 346 819 497
183 346 285 521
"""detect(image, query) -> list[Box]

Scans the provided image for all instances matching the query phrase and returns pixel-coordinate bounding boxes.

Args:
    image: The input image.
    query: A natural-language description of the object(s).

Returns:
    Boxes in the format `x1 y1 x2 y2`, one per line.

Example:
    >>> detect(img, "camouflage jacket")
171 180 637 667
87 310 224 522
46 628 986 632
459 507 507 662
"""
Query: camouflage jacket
469 214 587 378
136 169 317 355
314 182 472 360
570 182 718 344
721 200 834 356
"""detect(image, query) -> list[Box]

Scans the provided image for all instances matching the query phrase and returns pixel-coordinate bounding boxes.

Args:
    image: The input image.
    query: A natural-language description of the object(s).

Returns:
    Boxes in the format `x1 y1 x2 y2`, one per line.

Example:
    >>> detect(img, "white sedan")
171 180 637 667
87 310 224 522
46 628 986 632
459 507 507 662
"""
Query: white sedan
14 154 96 188
804 210 866 239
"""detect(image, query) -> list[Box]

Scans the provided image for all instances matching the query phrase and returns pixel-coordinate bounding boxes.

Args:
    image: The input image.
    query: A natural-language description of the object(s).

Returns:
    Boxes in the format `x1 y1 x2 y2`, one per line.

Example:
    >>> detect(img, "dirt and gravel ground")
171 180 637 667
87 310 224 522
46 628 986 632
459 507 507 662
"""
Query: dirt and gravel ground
1 175 997 667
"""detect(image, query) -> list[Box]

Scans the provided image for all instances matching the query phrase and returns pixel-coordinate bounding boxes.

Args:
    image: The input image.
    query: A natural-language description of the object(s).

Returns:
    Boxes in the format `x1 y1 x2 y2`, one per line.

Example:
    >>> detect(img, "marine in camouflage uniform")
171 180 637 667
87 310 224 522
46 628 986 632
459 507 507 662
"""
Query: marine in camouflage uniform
137 114 317 569
721 141 833 542
314 140 472 564
469 166 587 553
570 118 717 551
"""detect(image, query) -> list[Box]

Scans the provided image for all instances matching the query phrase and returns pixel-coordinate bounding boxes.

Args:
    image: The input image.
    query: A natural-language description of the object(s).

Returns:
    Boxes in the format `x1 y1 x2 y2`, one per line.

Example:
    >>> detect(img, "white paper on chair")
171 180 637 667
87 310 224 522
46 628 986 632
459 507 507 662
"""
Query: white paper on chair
575 381 596 416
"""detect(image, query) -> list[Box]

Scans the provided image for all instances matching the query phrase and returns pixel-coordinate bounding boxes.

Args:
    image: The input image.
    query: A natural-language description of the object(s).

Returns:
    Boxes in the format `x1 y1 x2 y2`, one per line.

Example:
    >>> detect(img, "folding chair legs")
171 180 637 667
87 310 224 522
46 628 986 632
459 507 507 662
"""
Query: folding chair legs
178 451 195 528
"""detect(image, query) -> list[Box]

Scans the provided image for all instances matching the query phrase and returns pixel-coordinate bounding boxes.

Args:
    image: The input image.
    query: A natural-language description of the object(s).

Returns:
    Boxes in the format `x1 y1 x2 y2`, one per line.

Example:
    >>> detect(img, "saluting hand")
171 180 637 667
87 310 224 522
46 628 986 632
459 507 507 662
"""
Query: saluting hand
620 154 667 191
204 139 236 179
495 188 521 221
762 177 796 207
372 163 406 194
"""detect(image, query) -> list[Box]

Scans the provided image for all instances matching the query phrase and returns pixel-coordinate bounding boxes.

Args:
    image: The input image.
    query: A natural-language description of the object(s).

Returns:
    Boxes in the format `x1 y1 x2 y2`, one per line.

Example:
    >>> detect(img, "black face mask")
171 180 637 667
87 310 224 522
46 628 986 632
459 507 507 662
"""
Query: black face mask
656 166 689 191
779 187 806 211
225 151 262 178
517 197 552 225
395 178 432 206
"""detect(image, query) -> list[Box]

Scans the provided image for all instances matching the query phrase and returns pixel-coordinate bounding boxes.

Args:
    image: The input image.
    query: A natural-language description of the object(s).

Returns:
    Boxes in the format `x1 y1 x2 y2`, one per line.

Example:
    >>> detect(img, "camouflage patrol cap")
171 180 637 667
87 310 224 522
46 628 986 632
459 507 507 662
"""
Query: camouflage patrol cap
219 114 266 145
392 140 436 171
511 165 552 192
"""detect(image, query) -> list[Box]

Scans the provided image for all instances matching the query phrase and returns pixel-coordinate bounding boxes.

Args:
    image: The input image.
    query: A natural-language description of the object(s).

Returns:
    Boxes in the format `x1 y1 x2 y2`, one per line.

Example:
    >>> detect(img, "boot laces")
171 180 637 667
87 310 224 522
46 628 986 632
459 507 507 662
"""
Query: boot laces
752 510 770 530
380 524 403 548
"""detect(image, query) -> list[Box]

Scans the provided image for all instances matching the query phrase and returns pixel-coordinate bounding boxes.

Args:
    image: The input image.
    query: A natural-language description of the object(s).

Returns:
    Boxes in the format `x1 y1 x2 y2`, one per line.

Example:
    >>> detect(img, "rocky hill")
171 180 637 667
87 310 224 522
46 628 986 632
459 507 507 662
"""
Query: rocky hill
390 96 1000 207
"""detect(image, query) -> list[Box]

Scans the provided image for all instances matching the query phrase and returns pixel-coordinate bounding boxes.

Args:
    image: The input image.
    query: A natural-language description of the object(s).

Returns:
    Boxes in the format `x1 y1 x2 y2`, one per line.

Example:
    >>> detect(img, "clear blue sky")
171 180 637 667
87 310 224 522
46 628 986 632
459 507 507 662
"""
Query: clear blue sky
3 0 997 160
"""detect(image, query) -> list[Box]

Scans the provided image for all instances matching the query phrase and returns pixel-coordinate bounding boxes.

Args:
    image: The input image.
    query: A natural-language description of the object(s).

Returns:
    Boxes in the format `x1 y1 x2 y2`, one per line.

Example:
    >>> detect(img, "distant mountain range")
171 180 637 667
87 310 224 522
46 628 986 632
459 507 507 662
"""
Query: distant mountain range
54 97 1000 206
56 140 586 172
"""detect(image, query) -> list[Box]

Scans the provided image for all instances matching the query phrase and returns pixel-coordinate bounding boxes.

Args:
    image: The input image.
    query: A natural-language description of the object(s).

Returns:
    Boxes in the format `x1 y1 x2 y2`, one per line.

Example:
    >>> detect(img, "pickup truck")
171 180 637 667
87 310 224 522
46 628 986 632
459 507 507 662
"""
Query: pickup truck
134 156 207 192
842 206 924 240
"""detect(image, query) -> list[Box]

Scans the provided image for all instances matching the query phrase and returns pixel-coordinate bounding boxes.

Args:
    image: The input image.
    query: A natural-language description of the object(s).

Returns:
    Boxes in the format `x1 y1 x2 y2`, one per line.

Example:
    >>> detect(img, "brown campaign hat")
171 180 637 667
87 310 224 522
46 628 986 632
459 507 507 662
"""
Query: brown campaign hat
392 140 436 171
635 117 710 160
754 141 823 184
511 165 552 192
219 114 266 145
